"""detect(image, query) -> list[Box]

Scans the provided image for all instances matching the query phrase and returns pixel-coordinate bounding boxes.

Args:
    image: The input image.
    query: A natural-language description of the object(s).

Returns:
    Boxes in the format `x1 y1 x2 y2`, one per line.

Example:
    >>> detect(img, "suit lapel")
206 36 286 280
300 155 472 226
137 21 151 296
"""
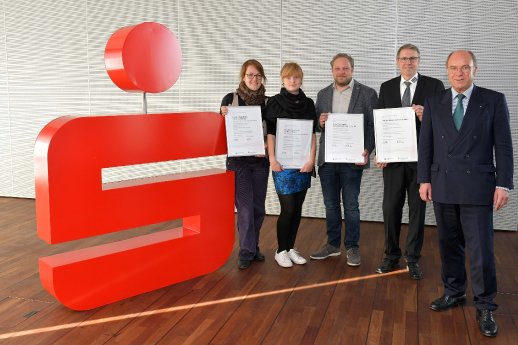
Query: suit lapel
438 89 459 140
457 85 485 136
347 82 360 113
412 74 424 105
390 78 402 107
325 85 333 112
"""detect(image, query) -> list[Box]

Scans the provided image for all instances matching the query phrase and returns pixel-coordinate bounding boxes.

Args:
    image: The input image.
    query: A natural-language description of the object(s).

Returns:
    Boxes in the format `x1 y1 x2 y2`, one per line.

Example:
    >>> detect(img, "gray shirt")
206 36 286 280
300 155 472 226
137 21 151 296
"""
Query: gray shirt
332 79 354 113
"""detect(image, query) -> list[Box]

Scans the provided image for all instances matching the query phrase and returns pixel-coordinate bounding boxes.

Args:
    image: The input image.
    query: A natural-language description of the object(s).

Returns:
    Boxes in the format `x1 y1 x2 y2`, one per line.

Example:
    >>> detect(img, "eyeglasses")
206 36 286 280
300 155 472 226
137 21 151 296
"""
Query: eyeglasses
398 56 420 62
448 65 472 73
245 73 263 79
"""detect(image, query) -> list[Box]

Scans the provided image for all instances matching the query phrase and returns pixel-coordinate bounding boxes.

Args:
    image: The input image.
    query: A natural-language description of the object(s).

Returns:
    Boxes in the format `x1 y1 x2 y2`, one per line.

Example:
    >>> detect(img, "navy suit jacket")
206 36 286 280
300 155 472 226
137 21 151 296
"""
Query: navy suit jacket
315 80 378 167
417 85 514 205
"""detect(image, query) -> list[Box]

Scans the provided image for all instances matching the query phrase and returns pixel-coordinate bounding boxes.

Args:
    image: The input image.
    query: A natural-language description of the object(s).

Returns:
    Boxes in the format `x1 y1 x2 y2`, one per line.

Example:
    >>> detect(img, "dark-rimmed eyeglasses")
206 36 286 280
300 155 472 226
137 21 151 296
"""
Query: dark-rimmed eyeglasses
398 57 420 62
245 73 263 79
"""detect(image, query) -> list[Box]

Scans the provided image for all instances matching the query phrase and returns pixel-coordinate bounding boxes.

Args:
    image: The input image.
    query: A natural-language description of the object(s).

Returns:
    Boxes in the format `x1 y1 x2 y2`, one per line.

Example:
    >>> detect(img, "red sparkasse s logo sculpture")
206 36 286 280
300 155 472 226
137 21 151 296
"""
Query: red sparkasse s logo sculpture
34 22 234 310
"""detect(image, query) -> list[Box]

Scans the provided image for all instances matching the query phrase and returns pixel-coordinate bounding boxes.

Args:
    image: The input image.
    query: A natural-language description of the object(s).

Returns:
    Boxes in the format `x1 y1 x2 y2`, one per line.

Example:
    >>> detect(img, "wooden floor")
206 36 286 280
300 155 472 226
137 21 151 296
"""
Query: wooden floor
0 197 516 344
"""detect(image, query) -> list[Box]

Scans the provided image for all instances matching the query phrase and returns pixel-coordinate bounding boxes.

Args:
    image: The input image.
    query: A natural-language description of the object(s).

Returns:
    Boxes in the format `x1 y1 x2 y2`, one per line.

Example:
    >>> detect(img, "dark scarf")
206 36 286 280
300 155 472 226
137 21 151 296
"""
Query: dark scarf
266 87 314 120
236 81 266 106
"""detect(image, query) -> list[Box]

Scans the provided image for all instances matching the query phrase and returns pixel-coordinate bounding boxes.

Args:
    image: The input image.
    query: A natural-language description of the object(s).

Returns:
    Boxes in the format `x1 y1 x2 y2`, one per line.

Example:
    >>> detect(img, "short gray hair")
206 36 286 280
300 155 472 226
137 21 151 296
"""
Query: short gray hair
446 50 478 68
397 44 420 58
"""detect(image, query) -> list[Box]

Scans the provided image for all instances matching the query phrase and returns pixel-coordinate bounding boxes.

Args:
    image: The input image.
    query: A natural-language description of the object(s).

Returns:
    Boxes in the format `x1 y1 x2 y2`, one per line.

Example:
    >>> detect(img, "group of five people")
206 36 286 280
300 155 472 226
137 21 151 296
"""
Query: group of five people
219 44 513 338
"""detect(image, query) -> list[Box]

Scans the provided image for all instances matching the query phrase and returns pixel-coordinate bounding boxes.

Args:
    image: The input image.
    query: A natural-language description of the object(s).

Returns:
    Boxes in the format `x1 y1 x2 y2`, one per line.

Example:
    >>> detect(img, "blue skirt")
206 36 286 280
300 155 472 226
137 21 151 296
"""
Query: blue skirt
272 169 311 195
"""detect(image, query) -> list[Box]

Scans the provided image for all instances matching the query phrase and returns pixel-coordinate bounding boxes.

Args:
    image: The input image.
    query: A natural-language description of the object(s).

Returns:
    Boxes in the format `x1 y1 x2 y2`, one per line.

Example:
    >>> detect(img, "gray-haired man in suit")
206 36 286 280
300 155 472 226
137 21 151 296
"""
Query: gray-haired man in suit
310 53 378 266
418 50 513 337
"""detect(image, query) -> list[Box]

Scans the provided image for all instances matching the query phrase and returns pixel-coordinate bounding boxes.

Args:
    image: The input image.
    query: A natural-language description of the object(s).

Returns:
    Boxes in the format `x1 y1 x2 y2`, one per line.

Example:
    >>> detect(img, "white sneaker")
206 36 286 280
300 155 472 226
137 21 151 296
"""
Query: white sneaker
275 250 293 268
288 249 307 265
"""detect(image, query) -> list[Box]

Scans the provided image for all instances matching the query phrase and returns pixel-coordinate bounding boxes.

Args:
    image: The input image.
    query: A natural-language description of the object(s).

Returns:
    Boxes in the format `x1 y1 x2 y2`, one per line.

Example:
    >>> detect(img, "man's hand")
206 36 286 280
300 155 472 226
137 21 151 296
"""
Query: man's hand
419 183 432 202
375 155 387 168
319 113 329 128
355 149 369 166
412 104 424 122
494 188 509 211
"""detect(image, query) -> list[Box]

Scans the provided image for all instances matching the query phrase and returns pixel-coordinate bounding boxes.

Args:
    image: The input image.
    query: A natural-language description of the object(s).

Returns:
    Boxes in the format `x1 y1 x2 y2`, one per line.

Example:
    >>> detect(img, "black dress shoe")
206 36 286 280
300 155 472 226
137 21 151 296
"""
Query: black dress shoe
477 309 498 337
406 262 423 280
238 260 251 270
253 251 265 261
375 258 400 273
429 294 466 311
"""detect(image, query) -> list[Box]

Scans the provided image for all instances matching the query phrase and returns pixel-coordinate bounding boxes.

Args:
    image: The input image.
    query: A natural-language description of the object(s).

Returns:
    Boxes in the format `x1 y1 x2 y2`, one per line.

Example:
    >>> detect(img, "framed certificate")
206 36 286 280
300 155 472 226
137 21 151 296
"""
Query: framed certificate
324 113 364 163
275 118 313 169
225 106 265 157
374 107 418 162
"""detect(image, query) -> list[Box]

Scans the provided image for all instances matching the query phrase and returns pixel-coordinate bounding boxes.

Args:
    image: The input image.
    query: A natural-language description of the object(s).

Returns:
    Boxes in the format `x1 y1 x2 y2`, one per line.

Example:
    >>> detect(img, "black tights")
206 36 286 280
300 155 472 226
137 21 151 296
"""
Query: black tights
277 189 307 252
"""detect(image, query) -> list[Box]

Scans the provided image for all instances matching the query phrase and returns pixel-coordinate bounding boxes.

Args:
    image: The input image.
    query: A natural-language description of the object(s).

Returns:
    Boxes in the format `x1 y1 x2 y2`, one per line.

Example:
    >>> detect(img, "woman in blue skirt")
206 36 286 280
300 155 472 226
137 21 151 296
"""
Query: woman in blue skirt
265 62 317 268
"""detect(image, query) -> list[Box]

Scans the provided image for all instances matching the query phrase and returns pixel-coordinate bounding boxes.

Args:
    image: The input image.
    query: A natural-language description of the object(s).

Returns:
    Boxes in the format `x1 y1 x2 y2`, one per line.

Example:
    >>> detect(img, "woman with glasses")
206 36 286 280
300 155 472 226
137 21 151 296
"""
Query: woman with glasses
220 59 269 270
265 62 317 268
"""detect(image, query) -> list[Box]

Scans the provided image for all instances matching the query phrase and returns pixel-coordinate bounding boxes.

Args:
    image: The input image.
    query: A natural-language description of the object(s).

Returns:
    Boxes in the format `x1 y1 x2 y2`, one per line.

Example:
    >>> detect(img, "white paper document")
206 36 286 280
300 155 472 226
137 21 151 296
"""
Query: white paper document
275 118 313 169
325 113 364 163
225 106 265 157
374 107 418 162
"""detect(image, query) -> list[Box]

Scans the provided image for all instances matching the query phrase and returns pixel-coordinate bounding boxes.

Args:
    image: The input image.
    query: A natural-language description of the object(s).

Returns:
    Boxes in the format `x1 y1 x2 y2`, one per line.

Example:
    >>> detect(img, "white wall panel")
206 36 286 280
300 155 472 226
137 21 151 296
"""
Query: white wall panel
4 0 90 197
0 1 12 195
0 0 516 230
281 0 399 221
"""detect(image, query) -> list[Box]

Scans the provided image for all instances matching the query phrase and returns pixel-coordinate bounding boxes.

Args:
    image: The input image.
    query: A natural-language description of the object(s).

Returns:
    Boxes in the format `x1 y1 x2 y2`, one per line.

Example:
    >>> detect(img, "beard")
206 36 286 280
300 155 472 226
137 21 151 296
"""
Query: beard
334 77 352 87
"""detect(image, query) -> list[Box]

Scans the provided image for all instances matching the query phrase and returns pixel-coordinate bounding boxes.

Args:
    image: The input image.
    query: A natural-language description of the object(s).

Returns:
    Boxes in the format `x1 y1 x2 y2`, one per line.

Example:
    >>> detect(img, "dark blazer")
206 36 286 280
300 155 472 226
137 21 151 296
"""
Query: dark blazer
316 80 378 167
417 85 514 205
378 74 445 138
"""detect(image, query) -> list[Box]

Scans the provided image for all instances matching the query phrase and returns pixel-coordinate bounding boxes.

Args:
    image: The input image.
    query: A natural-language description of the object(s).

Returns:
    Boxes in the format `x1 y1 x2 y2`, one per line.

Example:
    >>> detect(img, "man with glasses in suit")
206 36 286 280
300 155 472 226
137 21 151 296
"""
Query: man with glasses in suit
375 44 444 279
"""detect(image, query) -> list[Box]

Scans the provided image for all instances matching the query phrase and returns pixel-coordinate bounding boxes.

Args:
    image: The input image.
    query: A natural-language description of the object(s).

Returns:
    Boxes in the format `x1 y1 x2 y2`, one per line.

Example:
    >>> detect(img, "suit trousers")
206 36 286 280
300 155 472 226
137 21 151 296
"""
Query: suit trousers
433 202 497 311
382 162 426 263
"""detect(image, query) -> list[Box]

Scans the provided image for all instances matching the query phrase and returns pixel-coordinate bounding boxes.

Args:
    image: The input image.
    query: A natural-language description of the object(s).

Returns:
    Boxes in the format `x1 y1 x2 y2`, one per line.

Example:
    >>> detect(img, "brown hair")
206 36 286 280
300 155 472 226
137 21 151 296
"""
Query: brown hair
330 53 355 69
239 59 267 81
280 62 303 80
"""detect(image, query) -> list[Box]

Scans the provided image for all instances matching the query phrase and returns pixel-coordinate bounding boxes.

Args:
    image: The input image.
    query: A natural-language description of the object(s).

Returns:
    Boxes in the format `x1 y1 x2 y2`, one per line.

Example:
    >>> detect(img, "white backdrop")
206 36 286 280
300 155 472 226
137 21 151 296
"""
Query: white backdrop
0 0 516 230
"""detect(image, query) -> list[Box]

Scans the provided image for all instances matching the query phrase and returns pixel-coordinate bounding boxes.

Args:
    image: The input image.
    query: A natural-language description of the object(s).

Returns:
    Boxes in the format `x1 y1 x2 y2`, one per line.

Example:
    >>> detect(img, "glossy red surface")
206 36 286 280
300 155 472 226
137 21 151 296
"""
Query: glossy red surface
104 22 182 93
35 113 234 310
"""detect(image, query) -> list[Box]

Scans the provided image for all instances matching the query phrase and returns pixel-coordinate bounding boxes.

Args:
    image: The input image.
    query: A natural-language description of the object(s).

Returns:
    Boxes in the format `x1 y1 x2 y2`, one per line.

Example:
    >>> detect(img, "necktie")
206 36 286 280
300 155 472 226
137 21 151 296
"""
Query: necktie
402 81 411 107
453 94 465 130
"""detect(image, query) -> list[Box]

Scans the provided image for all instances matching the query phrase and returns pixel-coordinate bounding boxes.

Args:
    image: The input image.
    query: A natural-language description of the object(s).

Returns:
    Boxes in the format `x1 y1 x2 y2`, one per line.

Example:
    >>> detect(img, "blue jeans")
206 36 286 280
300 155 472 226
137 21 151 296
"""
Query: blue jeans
318 163 363 249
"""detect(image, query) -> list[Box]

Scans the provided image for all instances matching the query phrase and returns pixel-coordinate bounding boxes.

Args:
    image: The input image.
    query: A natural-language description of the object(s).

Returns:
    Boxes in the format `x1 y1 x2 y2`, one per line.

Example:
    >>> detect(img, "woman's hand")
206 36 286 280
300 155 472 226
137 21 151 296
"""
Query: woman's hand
300 160 315 173
270 159 283 172
220 106 228 116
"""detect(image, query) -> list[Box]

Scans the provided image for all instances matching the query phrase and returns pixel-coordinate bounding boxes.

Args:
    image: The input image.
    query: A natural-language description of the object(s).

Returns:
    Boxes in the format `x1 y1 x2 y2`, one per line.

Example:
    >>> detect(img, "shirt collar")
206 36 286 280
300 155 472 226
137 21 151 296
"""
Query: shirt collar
400 73 418 86
451 83 475 100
